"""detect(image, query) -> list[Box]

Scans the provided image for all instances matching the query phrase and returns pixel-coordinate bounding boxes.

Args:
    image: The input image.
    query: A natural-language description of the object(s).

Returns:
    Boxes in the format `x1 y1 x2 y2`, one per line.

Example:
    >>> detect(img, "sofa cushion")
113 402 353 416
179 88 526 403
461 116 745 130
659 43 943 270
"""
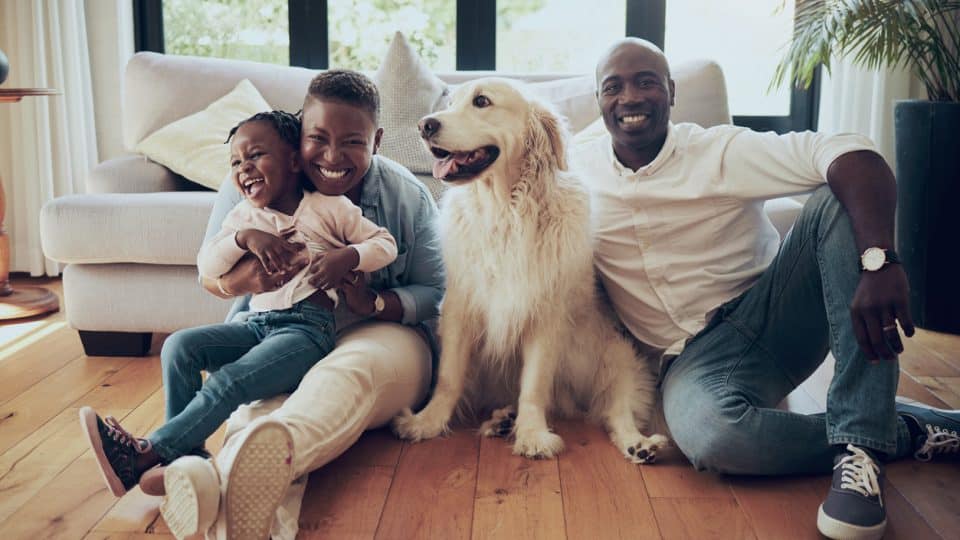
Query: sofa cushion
528 75 600 134
41 192 216 265
123 54 316 151
134 79 271 190
373 32 448 175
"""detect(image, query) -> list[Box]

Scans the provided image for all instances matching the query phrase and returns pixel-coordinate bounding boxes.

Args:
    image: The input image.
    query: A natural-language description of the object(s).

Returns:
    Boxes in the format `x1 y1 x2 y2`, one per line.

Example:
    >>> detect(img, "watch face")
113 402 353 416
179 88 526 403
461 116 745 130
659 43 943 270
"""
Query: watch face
862 247 886 271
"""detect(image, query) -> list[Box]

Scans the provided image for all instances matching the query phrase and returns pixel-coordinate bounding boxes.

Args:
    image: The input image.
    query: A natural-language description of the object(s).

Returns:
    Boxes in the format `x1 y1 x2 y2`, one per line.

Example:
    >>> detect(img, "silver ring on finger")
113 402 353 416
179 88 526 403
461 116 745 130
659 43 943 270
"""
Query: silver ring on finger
882 324 898 332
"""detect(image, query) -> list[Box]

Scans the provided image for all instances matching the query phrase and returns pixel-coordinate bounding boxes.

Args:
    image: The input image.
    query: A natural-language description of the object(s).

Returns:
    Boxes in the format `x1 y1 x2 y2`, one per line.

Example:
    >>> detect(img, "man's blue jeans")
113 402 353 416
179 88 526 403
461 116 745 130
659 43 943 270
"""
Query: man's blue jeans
150 300 334 463
662 186 914 475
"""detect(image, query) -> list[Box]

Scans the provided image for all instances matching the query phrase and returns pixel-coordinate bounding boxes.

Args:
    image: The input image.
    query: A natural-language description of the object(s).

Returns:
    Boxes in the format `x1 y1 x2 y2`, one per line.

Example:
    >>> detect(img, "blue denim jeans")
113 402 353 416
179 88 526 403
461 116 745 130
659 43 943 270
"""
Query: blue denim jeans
150 300 335 463
661 186 914 475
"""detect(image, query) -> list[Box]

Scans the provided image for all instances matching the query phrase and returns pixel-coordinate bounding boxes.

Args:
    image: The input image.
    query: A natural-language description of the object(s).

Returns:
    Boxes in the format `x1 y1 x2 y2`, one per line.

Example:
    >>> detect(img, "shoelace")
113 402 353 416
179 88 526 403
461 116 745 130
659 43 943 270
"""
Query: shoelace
104 416 152 453
835 444 882 506
914 423 960 461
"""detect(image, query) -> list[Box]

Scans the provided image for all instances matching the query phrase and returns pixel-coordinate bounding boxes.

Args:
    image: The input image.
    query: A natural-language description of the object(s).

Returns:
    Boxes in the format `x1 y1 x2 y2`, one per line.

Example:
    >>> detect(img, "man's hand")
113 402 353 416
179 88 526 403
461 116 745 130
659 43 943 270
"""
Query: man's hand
849 265 915 361
236 229 305 275
308 247 360 291
221 252 307 295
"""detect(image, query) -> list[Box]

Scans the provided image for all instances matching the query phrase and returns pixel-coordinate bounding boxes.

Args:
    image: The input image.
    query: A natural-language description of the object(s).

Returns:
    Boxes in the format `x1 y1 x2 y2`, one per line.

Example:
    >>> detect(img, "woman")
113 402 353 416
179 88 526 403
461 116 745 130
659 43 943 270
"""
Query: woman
152 70 443 540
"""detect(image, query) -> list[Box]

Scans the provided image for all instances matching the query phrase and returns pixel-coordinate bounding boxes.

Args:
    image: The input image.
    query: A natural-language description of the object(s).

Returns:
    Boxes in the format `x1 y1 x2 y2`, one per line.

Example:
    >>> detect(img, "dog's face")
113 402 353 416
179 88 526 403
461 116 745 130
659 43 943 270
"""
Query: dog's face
419 78 566 186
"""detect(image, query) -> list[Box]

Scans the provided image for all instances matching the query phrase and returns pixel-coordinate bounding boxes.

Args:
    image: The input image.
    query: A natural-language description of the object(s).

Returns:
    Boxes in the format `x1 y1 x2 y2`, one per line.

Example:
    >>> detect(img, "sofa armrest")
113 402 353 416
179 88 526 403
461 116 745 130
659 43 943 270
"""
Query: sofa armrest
87 155 207 194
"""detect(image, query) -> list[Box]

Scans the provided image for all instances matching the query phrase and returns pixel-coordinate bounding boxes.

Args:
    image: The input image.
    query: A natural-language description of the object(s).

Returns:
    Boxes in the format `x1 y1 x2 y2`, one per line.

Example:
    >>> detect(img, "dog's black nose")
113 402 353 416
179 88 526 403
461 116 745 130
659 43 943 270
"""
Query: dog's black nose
419 117 441 138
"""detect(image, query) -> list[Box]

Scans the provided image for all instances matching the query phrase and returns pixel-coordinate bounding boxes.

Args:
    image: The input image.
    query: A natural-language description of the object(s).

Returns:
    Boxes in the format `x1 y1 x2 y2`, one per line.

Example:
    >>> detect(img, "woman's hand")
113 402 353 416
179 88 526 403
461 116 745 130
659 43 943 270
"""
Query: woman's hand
236 229 305 275
338 271 376 316
220 252 308 295
308 247 360 291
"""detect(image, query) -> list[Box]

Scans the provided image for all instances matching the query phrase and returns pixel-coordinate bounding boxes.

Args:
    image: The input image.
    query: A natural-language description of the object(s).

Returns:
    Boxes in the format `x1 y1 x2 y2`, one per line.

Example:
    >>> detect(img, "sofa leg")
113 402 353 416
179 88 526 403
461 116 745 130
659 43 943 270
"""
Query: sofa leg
79 331 152 357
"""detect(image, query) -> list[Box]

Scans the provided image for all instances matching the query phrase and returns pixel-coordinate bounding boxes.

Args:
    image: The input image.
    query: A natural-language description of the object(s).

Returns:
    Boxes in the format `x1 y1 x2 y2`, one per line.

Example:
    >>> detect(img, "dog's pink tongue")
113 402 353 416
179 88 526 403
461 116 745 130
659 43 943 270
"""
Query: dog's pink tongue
433 156 458 179
433 151 474 179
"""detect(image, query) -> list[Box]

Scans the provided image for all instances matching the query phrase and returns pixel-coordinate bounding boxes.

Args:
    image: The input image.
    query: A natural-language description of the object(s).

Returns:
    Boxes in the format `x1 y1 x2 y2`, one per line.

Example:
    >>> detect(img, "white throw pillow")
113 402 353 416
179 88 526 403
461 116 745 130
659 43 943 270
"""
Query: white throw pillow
134 79 272 190
373 32 448 175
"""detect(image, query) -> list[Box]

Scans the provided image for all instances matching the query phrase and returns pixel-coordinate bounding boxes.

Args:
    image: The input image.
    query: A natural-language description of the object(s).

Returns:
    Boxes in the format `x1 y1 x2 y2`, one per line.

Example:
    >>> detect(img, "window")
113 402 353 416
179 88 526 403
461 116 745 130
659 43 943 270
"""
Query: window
665 0 793 117
162 0 289 65
135 0 816 132
497 0 626 73
327 0 456 71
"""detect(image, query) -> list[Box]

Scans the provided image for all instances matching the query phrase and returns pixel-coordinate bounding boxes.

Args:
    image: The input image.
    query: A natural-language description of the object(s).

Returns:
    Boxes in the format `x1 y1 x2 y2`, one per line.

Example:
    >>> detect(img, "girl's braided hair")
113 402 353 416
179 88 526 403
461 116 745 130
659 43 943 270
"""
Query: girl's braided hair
226 110 316 192
226 110 302 148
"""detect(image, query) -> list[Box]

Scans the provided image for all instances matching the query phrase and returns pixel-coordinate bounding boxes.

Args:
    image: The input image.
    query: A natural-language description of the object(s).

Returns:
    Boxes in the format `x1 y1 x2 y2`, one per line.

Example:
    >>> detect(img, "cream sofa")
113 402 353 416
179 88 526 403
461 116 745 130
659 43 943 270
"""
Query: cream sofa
40 51 800 356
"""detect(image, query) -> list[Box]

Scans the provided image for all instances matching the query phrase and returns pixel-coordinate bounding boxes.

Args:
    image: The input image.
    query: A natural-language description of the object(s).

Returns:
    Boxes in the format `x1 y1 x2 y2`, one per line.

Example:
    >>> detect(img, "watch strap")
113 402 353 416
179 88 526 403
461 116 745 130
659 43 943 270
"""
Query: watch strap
884 248 900 265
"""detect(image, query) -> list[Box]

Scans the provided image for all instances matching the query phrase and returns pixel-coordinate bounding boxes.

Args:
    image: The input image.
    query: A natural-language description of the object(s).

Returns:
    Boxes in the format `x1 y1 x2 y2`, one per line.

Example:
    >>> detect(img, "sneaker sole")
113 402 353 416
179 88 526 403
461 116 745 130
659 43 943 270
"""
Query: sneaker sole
817 504 886 540
159 456 220 540
225 420 294 540
78 406 127 497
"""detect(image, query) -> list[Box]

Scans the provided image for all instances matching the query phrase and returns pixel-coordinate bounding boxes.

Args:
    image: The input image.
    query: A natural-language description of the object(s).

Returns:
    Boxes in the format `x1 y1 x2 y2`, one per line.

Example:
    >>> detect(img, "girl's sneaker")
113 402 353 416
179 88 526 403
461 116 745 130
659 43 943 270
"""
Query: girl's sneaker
159 456 221 540
78 406 154 496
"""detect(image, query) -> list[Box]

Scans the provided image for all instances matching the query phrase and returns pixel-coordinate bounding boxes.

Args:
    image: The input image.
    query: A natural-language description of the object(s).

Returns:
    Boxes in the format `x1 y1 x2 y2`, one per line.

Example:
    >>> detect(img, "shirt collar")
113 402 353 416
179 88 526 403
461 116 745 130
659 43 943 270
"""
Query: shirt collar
608 122 678 178
359 155 382 208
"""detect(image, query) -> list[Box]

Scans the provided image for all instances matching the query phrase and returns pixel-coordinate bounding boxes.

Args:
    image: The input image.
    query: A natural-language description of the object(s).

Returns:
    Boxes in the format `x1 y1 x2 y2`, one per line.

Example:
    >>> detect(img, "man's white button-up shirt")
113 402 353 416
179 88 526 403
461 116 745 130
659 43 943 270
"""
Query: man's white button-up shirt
573 122 876 355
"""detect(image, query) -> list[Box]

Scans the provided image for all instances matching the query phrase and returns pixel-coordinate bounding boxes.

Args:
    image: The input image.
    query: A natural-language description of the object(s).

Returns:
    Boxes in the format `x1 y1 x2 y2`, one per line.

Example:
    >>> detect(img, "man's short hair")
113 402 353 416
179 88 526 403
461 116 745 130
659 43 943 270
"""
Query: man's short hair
305 70 380 123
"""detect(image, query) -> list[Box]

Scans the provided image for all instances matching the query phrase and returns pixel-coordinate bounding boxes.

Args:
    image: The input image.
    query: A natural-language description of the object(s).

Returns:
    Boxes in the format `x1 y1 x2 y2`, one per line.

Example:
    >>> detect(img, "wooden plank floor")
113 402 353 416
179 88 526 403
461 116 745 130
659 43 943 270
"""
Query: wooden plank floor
1 276 958 540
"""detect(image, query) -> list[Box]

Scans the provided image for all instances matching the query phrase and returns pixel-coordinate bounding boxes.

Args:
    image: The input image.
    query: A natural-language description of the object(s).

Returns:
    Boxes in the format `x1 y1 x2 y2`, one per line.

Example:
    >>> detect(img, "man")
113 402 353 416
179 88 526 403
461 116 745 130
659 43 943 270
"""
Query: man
577 38 959 540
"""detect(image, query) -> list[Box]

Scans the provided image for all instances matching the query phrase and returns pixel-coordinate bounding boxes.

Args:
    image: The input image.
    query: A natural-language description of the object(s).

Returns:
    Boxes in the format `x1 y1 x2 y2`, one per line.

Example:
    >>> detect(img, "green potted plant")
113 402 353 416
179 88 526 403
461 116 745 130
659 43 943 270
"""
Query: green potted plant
773 0 960 334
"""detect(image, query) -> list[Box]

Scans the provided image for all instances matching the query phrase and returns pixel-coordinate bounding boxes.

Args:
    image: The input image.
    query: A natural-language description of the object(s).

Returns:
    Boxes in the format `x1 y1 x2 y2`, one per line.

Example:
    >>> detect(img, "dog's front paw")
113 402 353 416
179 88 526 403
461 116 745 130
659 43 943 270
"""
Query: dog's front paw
513 428 564 459
391 408 450 442
623 433 670 464
479 406 516 438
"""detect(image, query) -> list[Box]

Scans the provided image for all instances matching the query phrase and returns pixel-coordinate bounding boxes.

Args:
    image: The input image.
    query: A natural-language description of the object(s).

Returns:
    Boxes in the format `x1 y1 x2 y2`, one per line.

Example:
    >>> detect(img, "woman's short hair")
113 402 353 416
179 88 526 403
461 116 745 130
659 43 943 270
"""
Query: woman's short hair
305 70 380 122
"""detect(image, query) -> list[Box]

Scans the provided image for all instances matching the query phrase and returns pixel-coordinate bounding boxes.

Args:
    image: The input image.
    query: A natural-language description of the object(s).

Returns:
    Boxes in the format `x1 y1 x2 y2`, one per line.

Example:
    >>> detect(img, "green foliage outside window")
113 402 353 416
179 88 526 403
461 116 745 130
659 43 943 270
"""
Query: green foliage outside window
164 0 545 71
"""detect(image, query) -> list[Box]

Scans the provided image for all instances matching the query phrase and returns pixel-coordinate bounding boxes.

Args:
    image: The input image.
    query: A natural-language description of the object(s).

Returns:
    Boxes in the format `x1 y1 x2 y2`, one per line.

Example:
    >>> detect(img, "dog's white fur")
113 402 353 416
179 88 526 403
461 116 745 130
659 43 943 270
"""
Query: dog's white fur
392 79 667 461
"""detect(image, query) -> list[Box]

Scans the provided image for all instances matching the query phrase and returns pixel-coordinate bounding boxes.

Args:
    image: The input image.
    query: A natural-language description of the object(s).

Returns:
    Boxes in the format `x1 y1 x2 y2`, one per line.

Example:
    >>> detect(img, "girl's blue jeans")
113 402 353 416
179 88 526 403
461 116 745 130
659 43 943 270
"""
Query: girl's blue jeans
150 300 334 463
662 186 914 475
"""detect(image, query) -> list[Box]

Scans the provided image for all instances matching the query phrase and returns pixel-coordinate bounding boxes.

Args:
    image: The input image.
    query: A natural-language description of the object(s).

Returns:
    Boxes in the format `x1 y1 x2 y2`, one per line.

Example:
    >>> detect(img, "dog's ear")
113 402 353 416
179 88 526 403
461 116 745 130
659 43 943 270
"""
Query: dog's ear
522 101 568 177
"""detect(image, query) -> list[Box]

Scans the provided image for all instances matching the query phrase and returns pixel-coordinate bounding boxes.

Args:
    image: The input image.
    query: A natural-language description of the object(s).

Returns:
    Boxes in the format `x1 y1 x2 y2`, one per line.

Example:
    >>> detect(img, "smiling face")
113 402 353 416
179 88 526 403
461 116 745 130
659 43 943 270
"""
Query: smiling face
300 98 383 201
229 120 302 213
419 79 534 185
596 39 675 169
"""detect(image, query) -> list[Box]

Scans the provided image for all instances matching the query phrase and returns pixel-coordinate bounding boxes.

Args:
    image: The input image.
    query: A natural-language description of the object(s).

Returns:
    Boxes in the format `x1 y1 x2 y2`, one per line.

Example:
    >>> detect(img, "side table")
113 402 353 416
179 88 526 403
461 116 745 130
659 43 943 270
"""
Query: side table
0 88 61 319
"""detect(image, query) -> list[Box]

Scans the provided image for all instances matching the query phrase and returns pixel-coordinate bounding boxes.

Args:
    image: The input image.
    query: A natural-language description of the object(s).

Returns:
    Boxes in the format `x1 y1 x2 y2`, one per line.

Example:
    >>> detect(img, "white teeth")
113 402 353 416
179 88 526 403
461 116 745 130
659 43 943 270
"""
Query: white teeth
319 167 347 179
621 114 649 124
242 178 263 188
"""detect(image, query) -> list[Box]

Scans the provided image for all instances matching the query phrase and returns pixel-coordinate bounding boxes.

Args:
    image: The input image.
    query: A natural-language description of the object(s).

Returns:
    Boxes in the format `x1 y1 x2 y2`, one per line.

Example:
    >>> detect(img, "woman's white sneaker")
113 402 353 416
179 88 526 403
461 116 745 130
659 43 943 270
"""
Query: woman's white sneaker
223 419 295 540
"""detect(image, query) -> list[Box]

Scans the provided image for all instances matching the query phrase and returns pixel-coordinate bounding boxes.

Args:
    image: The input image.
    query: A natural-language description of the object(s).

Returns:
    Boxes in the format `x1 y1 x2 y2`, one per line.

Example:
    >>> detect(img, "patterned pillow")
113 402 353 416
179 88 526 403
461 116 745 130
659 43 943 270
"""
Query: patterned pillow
372 32 448 175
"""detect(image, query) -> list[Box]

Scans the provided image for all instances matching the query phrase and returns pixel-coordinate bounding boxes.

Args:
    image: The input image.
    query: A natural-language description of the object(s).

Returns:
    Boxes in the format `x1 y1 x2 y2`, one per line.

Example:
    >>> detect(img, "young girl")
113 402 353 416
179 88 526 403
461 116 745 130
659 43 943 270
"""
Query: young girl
79 110 397 497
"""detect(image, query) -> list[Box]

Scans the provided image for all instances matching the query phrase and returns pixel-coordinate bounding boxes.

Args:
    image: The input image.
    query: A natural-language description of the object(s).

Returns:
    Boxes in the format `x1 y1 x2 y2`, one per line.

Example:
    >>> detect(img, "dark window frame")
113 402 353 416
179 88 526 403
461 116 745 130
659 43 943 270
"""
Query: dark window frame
134 0 817 132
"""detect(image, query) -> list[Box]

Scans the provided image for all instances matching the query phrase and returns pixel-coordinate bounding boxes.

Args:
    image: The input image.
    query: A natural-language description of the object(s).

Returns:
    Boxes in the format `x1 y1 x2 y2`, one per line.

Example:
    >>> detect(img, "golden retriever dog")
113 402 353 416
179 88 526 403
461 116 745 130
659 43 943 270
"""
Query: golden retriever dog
392 78 668 462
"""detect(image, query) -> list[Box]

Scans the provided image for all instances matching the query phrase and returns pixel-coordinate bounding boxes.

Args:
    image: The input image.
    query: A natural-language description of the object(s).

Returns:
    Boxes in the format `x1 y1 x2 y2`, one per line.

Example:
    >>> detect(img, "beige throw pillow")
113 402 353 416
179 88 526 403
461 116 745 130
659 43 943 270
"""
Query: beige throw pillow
134 79 272 190
373 32 448 175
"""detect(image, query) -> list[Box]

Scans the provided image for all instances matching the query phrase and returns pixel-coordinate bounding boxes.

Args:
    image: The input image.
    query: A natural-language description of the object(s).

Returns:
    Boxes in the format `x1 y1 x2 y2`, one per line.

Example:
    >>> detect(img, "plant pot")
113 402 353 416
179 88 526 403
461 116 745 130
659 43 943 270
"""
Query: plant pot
894 100 960 334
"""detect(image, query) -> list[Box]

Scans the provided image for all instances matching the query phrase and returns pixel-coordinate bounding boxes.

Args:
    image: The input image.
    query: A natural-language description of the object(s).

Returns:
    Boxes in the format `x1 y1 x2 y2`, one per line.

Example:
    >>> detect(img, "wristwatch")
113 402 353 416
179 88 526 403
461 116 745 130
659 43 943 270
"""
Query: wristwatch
372 292 387 315
860 247 900 272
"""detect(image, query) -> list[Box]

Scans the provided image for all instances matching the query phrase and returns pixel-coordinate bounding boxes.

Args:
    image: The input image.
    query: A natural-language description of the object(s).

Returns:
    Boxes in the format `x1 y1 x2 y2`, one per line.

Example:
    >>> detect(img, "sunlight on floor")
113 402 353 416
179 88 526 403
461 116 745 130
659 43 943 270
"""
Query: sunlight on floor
0 318 67 363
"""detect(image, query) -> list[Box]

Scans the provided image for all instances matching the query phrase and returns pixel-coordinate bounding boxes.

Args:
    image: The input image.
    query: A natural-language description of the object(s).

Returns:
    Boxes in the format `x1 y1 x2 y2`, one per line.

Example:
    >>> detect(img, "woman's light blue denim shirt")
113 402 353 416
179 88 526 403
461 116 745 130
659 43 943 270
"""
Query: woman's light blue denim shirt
203 155 445 356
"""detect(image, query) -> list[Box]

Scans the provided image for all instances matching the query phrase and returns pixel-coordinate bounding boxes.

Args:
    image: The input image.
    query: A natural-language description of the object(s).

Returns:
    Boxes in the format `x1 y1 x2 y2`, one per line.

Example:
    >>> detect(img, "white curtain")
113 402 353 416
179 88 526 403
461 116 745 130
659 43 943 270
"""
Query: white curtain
0 0 97 276
817 58 925 169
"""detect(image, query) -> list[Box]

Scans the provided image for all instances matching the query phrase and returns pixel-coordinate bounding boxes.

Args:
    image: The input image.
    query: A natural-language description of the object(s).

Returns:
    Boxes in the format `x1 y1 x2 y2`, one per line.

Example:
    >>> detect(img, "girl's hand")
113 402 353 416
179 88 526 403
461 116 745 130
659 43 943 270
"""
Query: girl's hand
236 229 305 275
308 247 360 291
